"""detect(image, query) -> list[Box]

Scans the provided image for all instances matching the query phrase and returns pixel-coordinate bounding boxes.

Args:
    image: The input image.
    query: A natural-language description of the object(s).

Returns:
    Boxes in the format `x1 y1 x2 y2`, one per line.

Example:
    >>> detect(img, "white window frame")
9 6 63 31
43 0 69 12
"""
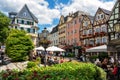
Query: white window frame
96 38 101 44
102 37 107 43
101 14 104 19
101 25 107 32
89 39 94 45
88 29 92 34
95 27 100 33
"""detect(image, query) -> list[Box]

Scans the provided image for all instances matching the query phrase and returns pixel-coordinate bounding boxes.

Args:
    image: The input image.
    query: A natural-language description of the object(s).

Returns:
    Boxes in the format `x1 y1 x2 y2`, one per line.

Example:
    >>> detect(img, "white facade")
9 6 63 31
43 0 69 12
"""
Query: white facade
48 31 59 46
9 4 38 46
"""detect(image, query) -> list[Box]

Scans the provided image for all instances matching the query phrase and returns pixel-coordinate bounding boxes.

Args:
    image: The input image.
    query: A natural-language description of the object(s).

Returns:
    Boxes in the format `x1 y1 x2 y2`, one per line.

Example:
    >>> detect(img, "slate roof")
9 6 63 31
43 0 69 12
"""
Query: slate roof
16 4 38 23
50 25 58 34
100 8 111 15
64 16 68 22
88 15 94 23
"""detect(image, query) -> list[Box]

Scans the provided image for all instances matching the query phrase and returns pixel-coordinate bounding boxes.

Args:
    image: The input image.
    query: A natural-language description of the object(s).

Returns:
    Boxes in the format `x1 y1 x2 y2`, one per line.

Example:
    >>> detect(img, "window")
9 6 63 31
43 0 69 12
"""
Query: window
74 20 77 24
95 28 100 32
102 37 107 43
96 38 101 43
24 21 27 25
27 28 30 33
89 40 94 44
18 20 21 24
84 39 88 44
17 19 19 23
101 26 107 32
27 21 30 25
101 14 104 19
88 29 92 34
21 20 24 24
84 21 88 26
33 29 35 33
23 12 27 16
97 15 100 20
83 30 87 35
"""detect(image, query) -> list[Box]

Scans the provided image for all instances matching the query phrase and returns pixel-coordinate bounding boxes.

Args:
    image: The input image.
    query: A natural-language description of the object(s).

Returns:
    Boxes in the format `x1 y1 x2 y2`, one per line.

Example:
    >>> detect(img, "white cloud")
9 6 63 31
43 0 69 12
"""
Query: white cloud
57 0 116 16
0 0 60 24
47 25 56 32
0 0 117 32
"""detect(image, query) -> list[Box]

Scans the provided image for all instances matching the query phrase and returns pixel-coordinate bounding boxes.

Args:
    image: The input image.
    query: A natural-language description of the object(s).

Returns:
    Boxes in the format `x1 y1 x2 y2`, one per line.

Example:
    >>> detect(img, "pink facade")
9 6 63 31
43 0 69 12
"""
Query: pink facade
66 16 82 46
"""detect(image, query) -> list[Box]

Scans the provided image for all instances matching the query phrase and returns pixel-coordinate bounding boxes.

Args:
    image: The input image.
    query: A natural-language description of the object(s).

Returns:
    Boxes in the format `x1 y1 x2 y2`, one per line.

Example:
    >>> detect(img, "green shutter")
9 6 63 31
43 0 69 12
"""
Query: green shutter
27 28 30 33
21 20 24 24
33 29 35 33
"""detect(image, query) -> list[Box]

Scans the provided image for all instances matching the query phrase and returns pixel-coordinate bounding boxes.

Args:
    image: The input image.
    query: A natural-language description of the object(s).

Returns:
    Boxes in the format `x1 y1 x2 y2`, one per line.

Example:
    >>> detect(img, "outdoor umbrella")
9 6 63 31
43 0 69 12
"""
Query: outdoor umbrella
46 46 65 51
86 45 107 52
34 46 45 51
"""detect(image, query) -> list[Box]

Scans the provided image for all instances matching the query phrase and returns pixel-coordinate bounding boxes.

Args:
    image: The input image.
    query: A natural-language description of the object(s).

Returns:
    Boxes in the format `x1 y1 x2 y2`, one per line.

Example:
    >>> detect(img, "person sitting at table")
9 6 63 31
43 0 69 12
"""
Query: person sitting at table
111 63 118 80
60 57 64 63
54 57 59 64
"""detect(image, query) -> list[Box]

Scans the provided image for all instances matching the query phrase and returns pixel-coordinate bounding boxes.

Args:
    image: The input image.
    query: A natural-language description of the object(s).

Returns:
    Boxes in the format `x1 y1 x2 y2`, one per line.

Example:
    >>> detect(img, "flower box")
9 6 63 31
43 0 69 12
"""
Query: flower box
82 34 86 36
100 31 105 34
88 44 93 47
95 32 99 35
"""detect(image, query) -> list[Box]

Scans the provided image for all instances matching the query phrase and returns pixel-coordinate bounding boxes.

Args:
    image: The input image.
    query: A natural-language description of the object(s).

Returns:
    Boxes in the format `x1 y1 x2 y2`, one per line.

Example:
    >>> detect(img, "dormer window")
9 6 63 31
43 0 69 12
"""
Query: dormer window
97 15 100 20
23 12 27 16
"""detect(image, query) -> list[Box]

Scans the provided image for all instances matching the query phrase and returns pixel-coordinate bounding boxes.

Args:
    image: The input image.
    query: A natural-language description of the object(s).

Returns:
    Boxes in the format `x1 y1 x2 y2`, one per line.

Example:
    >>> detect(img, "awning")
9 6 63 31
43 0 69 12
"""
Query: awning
86 45 107 52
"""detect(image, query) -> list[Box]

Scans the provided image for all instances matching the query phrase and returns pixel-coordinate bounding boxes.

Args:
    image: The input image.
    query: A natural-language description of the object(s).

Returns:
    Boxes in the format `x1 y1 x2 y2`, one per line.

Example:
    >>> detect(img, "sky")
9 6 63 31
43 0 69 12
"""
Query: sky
0 0 117 33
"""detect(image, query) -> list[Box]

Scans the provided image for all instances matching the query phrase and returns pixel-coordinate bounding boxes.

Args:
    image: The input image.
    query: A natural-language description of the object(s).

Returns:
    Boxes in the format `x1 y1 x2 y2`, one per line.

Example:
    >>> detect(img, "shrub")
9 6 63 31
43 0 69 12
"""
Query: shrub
27 61 37 68
5 29 34 61
0 62 106 80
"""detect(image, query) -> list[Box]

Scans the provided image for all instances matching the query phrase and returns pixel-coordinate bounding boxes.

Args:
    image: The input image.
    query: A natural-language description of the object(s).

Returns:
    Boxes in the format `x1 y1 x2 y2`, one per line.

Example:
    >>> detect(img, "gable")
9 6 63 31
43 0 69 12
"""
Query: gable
59 15 64 25
94 8 105 21
82 15 93 28
16 4 38 22
108 0 120 32
93 8 110 26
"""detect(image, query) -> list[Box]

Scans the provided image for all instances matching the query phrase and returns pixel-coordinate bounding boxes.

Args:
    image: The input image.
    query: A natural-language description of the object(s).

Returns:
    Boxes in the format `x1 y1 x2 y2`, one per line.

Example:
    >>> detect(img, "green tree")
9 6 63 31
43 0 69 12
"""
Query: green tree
6 29 34 61
0 11 10 45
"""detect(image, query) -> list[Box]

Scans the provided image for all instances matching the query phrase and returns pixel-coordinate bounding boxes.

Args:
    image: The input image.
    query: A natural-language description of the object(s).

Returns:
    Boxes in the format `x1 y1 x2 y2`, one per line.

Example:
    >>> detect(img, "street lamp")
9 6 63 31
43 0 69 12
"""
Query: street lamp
42 27 48 67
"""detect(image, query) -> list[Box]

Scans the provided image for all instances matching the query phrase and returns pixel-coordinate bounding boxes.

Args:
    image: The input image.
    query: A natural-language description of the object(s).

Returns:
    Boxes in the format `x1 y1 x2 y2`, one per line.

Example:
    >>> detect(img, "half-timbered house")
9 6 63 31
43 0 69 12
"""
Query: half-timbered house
93 7 111 47
108 0 120 53
80 14 94 52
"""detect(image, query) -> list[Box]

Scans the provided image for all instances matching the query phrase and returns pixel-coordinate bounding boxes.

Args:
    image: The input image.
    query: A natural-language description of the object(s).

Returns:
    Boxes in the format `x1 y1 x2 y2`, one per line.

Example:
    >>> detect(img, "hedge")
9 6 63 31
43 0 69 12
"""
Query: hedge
0 62 106 80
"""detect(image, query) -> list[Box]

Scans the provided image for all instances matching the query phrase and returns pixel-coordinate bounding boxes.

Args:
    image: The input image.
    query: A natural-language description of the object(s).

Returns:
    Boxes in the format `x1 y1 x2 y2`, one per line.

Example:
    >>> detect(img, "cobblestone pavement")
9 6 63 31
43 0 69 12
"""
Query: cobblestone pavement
0 61 28 71
0 57 78 71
